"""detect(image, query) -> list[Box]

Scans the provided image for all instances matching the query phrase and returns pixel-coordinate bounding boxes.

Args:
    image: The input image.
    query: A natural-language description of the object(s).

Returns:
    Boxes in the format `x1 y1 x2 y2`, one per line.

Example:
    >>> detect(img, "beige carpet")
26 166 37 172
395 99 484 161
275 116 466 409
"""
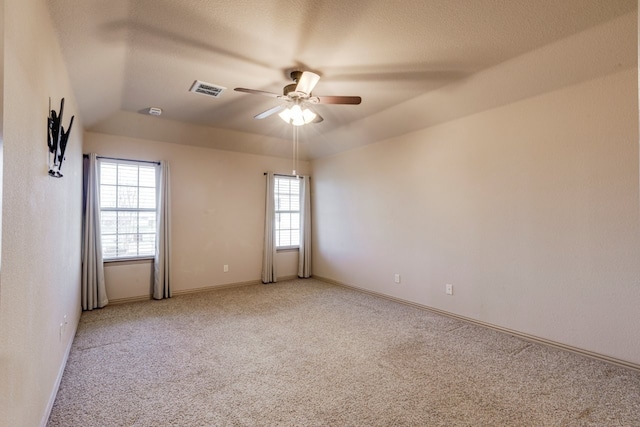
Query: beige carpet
48 278 640 426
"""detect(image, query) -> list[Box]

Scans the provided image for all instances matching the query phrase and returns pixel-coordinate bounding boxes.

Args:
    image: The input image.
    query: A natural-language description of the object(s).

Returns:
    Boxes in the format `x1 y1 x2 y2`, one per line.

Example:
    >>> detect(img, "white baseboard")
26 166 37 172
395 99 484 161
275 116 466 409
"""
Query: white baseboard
313 275 640 373
109 276 302 304
170 276 300 296
40 316 79 427
108 294 154 305
171 279 262 297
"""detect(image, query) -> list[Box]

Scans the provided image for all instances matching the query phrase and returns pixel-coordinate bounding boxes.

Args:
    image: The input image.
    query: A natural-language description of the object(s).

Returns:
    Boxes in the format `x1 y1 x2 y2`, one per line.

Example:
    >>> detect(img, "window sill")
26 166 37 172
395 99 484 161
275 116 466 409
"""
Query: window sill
103 256 154 263
277 247 299 253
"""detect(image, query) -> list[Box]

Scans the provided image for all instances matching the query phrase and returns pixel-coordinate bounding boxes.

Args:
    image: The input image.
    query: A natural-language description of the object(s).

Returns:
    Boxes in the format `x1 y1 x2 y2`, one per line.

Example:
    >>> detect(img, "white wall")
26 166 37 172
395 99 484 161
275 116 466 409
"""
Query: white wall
312 63 640 363
0 0 83 425
84 132 310 301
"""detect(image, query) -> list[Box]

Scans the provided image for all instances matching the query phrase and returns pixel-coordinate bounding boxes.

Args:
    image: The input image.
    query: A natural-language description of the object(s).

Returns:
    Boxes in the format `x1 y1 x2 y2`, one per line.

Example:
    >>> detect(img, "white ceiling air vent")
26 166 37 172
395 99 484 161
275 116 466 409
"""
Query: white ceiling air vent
189 80 226 98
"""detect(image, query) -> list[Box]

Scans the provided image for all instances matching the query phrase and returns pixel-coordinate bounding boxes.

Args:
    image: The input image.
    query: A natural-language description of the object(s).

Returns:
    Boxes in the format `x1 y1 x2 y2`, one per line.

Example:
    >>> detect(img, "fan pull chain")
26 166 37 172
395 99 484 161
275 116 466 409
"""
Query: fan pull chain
292 125 299 176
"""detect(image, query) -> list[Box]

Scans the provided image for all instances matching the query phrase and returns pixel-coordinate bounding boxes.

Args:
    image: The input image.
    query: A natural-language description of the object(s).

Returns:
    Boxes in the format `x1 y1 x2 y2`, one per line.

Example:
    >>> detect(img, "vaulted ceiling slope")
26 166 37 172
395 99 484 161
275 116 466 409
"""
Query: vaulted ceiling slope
48 0 637 160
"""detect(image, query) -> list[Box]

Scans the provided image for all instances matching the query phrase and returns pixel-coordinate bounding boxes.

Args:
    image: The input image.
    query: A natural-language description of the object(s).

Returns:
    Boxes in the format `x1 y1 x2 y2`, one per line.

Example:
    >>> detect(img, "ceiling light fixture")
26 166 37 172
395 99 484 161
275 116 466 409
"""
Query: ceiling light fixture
278 100 316 126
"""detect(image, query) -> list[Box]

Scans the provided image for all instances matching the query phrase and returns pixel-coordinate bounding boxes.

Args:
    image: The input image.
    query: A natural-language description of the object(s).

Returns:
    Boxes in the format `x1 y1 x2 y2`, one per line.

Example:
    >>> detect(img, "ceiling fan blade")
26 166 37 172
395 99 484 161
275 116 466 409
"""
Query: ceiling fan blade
316 96 362 105
295 71 320 94
234 88 282 98
254 104 285 119
312 112 324 123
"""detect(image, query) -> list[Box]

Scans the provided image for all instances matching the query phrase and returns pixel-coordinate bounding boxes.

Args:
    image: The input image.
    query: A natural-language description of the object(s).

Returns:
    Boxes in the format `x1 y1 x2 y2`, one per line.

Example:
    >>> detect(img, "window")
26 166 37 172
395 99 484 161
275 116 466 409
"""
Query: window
99 159 157 259
274 176 300 249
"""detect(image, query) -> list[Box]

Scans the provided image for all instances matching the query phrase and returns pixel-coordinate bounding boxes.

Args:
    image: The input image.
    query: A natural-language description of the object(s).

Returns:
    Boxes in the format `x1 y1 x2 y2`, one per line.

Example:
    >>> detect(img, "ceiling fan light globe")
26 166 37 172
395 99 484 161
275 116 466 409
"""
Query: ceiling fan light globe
302 108 317 124
278 108 292 123
290 104 303 116
290 105 306 126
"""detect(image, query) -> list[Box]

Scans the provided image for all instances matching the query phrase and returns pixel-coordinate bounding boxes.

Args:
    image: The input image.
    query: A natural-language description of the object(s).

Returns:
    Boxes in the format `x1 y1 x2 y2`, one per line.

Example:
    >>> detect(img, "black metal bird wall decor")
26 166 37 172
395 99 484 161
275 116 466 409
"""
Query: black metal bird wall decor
47 97 74 178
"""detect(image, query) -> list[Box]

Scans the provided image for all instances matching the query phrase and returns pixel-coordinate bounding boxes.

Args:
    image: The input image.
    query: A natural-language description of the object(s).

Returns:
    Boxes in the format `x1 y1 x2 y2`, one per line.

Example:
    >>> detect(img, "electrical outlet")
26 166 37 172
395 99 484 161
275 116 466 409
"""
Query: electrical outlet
394 274 401 284
446 284 453 295
223 264 229 273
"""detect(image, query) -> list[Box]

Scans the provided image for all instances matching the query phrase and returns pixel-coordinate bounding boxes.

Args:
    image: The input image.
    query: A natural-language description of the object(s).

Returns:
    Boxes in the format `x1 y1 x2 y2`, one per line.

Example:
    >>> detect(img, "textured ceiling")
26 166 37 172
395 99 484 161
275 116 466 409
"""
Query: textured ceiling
48 0 637 159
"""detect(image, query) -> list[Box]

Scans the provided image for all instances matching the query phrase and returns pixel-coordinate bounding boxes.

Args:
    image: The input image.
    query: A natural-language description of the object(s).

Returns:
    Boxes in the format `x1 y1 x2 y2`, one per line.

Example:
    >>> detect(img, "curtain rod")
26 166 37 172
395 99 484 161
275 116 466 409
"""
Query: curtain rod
89 154 160 165
263 173 309 179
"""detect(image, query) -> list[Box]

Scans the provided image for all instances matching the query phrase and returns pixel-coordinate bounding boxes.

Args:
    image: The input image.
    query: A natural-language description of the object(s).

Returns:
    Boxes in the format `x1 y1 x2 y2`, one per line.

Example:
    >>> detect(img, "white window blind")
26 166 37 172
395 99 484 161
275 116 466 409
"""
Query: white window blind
274 176 300 249
98 159 157 259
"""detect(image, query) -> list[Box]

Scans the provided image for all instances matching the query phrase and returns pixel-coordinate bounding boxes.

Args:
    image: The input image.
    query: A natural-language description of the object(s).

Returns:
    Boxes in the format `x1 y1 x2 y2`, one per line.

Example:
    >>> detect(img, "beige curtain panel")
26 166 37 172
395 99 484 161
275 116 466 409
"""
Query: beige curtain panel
262 172 277 283
154 160 172 299
81 153 108 310
298 175 311 278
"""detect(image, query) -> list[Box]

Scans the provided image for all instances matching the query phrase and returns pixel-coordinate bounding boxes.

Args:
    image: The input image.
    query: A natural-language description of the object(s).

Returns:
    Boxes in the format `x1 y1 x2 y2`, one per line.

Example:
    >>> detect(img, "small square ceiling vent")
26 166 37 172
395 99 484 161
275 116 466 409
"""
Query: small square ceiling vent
189 80 226 98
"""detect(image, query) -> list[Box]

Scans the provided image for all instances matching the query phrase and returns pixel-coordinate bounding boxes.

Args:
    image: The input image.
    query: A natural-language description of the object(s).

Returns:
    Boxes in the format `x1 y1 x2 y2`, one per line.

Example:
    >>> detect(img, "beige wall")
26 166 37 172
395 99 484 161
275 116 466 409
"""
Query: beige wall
0 0 4 267
84 132 310 301
312 64 640 365
0 0 84 425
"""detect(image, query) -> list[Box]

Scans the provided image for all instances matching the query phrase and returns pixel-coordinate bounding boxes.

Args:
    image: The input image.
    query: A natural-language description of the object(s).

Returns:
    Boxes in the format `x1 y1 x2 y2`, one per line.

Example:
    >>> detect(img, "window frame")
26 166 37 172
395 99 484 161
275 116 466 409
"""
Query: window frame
274 175 301 250
98 158 158 262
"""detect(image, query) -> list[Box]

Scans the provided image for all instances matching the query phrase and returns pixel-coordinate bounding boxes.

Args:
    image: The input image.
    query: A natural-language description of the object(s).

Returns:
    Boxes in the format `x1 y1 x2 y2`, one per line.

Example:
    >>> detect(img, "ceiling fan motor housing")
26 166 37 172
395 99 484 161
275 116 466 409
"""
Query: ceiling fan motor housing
289 70 303 82
283 83 298 97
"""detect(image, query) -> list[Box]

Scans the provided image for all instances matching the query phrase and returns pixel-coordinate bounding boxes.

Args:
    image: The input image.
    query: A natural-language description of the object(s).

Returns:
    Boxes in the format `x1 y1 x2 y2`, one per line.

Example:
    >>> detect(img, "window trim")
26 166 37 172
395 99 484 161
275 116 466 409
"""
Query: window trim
276 247 299 253
98 157 159 261
274 175 302 250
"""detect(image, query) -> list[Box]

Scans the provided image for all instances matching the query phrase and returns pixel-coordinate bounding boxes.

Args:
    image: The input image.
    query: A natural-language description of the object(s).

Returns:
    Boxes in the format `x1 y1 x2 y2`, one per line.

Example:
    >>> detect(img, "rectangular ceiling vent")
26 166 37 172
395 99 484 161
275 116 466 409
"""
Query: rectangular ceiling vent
189 80 226 98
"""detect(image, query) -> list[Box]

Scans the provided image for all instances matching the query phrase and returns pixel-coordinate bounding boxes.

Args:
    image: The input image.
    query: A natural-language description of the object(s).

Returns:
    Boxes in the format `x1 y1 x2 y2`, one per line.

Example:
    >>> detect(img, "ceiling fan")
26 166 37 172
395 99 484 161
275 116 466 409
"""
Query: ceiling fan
234 70 362 126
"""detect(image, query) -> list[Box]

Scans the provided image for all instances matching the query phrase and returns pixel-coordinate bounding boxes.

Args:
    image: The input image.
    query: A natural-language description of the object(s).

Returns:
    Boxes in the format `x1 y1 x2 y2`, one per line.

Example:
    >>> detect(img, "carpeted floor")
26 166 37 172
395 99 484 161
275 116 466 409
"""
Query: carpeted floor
48 278 640 426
